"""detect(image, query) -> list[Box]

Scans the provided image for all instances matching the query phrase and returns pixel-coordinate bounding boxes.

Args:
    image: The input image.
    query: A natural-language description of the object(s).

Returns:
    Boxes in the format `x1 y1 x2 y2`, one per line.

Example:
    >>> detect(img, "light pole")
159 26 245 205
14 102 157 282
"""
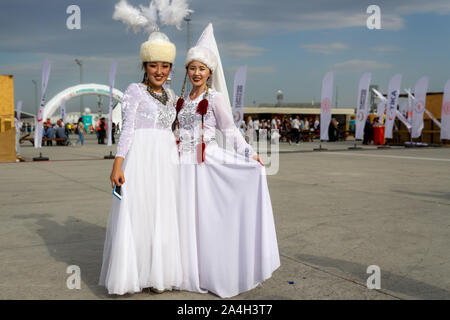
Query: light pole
184 14 192 54
184 14 192 94
75 58 84 115
276 90 283 108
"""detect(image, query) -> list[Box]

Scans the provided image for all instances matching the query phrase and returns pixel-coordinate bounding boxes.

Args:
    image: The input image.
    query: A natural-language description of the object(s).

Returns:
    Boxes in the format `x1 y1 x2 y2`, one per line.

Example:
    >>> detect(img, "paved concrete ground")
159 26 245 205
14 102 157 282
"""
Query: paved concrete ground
1 134 449 299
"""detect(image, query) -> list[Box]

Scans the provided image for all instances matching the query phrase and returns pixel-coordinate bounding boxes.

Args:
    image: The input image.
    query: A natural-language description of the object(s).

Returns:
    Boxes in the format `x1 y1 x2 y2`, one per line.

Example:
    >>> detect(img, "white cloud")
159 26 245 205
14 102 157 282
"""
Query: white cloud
226 66 276 75
333 60 392 73
221 43 268 59
301 42 349 54
371 45 402 53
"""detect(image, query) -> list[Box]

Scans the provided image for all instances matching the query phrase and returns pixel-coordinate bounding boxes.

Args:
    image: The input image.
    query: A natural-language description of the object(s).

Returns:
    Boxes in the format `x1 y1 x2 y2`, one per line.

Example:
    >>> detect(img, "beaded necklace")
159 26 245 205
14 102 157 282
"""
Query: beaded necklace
143 81 168 105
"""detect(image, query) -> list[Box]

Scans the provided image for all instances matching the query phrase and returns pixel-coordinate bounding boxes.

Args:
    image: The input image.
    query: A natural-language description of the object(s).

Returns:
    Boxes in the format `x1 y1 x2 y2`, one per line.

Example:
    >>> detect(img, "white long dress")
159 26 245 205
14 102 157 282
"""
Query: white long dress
177 89 280 298
99 82 182 295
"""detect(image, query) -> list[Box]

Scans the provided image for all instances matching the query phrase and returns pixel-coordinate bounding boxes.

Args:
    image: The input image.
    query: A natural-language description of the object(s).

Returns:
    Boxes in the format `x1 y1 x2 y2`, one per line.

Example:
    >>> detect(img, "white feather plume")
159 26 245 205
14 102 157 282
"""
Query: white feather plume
140 1 159 33
158 0 193 30
113 0 148 33
113 0 193 34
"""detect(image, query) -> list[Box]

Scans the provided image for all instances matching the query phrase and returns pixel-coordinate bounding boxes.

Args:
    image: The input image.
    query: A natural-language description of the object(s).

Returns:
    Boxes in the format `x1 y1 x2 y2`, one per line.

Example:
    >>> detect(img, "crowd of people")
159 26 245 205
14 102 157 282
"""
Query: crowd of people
19 117 119 146
240 115 322 144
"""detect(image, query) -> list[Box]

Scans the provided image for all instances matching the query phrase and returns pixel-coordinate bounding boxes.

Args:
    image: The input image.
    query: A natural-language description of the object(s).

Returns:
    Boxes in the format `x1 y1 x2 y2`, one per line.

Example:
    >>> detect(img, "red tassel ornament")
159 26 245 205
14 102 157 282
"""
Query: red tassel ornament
197 99 209 115
176 97 185 113
196 142 206 164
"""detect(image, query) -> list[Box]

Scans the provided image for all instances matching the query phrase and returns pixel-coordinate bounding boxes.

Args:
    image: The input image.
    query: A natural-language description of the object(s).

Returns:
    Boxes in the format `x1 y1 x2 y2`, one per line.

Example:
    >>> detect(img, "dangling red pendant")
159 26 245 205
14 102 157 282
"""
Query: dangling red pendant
196 142 206 164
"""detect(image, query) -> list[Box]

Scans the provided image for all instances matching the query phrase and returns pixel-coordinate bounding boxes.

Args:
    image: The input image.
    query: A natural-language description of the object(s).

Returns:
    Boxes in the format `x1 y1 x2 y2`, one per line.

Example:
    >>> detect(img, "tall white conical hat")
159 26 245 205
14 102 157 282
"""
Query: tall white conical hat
185 23 231 110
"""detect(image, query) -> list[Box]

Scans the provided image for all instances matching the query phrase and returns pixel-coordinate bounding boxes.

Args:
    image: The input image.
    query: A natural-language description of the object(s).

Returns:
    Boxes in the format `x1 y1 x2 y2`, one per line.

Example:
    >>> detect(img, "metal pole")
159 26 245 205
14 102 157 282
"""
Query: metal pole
75 59 83 116
184 14 191 54
184 15 192 94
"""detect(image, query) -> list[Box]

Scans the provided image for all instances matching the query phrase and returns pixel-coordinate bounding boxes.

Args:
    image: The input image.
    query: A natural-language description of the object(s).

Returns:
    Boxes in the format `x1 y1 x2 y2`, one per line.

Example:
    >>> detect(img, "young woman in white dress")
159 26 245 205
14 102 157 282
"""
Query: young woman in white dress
177 23 280 298
99 31 182 295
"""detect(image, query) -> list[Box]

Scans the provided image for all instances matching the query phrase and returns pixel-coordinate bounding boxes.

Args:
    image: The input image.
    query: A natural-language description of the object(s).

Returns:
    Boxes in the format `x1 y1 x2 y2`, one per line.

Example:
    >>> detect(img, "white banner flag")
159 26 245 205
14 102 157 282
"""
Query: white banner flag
399 101 408 117
16 100 22 121
376 101 385 124
407 88 413 124
60 99 66 123
440 80 450 140
411 76 429 138
34 58 51 149
320 71 334 141
396 110 412 129
232 65 247 128
108 61 118 147
355 72 372 140
384 74 402 139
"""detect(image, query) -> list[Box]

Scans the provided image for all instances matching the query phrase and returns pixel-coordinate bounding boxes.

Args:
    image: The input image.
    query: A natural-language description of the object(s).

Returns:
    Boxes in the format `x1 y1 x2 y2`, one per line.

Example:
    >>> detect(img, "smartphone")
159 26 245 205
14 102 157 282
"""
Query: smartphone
113 183 122 200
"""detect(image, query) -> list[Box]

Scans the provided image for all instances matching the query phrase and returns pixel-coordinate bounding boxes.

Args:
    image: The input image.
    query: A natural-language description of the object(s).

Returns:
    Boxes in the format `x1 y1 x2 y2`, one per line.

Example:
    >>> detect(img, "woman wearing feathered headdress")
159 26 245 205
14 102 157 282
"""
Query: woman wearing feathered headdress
99 0 192 295
176 23 280 298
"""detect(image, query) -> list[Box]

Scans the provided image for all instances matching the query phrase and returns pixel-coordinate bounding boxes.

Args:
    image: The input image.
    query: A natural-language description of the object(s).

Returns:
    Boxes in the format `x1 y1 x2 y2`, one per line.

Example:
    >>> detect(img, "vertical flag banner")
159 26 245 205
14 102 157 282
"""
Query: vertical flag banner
384 74 402 139
61 99 66 123
232 65 247 128
108 61 118 147
407 88 413 124
320 71 333 141
34 58 51 149
411 76 429 138
376 101 385 124
16 100 22 121
395 110 411 129
399 101 408 117
440 80 450 140
355 72 372 140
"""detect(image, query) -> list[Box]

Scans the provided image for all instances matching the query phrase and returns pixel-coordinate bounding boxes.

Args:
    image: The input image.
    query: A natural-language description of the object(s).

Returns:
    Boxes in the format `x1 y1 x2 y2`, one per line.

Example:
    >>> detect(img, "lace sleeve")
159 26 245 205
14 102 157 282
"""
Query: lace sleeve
213 91 256 158
115 83 141 159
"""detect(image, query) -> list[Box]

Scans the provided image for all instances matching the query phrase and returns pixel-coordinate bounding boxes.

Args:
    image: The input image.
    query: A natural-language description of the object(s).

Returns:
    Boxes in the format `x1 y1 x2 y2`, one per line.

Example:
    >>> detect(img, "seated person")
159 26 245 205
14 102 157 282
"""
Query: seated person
55 126 69 146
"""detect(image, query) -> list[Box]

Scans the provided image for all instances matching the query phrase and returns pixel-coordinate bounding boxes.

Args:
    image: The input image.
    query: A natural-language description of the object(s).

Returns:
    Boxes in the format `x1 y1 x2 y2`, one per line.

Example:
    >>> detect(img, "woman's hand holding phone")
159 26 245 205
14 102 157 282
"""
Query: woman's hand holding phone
110 157 125 188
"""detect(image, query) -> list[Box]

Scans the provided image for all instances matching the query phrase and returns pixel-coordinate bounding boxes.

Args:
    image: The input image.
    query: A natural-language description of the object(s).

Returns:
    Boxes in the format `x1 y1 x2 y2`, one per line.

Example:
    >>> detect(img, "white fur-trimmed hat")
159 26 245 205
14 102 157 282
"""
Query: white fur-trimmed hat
185 46 217 72
184 23 232 110
140 32 176 63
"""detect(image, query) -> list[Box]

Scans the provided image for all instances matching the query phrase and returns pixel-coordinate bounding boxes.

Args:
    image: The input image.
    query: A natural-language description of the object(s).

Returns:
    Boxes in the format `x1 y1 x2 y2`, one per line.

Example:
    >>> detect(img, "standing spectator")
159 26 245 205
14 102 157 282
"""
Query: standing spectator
253 118 260 142
246 116 254 143
304 118 309 131
270 117 275 129
99 117 106 144
290 116 300 145
328 118 339 142
112 122 116 144
314 117 320 132
75 117 86 146
349 116 356 134
363 118 374 145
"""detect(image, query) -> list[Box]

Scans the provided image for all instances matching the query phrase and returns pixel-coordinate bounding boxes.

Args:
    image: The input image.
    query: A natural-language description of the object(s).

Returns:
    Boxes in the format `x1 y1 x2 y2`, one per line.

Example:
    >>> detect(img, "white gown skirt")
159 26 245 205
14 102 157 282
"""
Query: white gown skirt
179 142 280 298
99 128 182 295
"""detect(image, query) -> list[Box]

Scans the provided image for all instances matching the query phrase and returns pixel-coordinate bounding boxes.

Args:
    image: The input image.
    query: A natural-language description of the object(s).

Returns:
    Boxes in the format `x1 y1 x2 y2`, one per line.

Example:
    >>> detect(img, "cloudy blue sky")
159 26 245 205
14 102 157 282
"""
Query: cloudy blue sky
1 0 450 114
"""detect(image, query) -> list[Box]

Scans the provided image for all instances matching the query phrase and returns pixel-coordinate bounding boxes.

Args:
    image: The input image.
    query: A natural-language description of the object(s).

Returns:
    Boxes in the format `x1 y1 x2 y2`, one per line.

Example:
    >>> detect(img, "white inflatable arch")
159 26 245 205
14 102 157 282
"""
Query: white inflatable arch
42 83 124 124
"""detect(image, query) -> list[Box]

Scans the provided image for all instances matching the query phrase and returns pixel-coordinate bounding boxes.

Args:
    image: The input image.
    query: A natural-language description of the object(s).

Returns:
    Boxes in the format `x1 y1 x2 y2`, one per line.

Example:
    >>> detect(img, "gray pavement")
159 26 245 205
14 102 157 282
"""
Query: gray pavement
1 134 449 299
